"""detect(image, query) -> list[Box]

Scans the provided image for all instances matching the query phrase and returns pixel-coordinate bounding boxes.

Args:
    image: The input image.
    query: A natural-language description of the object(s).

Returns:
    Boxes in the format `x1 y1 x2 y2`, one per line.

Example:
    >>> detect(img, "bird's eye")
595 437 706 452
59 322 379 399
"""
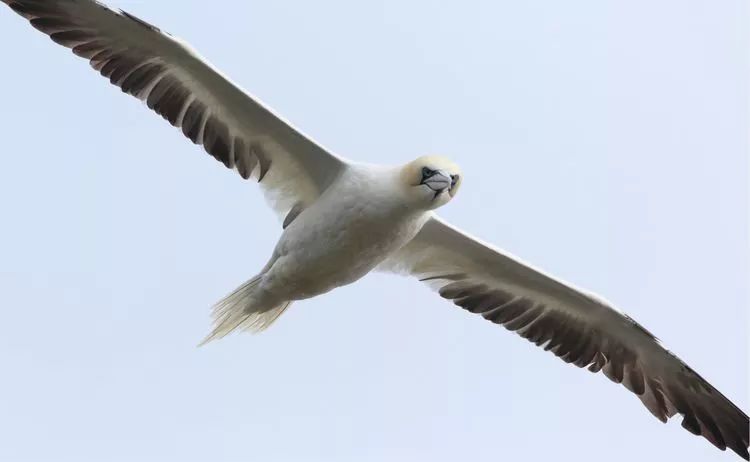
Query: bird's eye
450 174 459 187
422 167 434 178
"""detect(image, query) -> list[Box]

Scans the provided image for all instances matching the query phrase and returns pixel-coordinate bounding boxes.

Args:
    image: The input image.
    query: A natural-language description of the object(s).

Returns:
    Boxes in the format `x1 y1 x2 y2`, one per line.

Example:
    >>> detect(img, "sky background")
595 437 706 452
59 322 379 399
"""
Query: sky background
0 1 747 461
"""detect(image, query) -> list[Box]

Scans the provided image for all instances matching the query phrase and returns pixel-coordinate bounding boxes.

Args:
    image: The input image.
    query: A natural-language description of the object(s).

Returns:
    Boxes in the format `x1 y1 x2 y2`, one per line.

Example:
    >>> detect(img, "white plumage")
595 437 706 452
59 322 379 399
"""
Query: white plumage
2 1 747 459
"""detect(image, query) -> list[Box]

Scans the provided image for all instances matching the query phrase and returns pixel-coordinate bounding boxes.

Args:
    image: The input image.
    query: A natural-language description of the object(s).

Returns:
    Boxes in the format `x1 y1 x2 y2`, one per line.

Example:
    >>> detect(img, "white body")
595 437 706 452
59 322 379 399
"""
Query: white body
258 165 429 306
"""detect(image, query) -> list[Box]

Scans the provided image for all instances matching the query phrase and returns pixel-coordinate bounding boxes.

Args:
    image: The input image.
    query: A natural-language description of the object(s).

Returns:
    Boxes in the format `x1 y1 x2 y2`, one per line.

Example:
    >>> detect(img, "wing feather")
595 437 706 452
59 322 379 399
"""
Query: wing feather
382 215 749 459
2 0 347 219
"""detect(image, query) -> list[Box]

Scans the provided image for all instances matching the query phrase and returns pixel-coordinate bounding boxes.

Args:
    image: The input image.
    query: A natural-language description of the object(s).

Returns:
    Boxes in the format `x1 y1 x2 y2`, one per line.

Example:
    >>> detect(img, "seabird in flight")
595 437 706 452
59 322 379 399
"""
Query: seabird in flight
2 1 748 459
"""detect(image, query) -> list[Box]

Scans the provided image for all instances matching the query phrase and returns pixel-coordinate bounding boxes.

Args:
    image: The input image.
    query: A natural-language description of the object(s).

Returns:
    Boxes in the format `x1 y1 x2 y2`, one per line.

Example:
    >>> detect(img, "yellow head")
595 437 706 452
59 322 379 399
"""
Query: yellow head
399 155 462 210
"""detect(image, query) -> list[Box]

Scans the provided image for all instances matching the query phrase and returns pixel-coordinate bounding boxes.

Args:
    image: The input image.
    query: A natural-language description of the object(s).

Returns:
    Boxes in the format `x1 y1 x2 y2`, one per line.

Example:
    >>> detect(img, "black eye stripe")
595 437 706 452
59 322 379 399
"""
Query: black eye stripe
422 166 435 178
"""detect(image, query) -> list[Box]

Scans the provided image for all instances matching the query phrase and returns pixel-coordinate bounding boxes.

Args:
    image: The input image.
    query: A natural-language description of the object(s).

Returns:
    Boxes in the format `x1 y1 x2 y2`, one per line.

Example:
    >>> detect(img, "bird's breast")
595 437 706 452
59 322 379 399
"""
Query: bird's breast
267 176 427 299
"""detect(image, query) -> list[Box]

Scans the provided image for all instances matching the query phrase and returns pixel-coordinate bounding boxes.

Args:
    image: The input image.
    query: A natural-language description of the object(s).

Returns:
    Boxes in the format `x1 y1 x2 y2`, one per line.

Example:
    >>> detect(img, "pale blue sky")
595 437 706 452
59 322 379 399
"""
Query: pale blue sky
0 1 747 461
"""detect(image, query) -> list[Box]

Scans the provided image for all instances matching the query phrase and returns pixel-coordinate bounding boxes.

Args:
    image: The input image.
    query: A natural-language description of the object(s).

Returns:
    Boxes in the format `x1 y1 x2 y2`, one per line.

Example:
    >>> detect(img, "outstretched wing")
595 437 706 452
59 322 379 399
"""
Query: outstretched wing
2 0 347 219
381 215 749 460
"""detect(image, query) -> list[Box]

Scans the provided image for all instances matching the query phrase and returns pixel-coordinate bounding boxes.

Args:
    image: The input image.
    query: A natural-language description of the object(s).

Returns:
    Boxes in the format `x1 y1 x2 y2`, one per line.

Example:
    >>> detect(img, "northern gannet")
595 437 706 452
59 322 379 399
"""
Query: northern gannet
2 1 748 459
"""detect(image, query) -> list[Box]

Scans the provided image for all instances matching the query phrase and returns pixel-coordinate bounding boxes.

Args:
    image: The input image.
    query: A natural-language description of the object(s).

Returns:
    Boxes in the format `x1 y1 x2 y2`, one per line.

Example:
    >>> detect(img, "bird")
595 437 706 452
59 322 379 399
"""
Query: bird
2 0 747 459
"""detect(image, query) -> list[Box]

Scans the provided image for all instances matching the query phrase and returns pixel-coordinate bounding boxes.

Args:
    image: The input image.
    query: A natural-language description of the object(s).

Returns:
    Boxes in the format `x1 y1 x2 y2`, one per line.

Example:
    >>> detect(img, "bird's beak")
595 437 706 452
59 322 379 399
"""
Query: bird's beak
421 170 452 194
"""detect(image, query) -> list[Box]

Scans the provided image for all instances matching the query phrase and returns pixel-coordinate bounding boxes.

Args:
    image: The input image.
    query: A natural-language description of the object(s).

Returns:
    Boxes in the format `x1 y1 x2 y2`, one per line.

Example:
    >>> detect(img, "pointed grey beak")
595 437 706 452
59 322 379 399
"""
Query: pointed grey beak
421 170 452 193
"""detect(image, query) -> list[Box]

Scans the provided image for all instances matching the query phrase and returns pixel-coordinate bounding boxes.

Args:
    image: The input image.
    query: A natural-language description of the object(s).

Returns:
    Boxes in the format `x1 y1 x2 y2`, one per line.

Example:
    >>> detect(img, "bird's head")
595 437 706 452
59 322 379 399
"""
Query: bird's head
399 155 462 210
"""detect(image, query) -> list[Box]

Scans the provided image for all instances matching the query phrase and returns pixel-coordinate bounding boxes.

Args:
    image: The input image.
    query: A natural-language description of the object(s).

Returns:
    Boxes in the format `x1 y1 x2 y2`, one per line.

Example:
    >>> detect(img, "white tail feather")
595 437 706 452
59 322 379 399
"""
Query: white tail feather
198 276 291 346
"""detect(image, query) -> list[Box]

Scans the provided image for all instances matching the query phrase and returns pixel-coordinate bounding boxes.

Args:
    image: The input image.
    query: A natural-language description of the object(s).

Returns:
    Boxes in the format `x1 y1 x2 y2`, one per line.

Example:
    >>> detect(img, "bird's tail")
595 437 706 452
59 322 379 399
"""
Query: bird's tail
198 276 292 346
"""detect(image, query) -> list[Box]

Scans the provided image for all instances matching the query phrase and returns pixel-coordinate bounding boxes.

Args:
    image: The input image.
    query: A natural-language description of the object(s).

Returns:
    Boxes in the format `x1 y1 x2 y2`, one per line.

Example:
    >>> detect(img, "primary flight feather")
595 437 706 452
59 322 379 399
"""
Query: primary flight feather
2 1 748 459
